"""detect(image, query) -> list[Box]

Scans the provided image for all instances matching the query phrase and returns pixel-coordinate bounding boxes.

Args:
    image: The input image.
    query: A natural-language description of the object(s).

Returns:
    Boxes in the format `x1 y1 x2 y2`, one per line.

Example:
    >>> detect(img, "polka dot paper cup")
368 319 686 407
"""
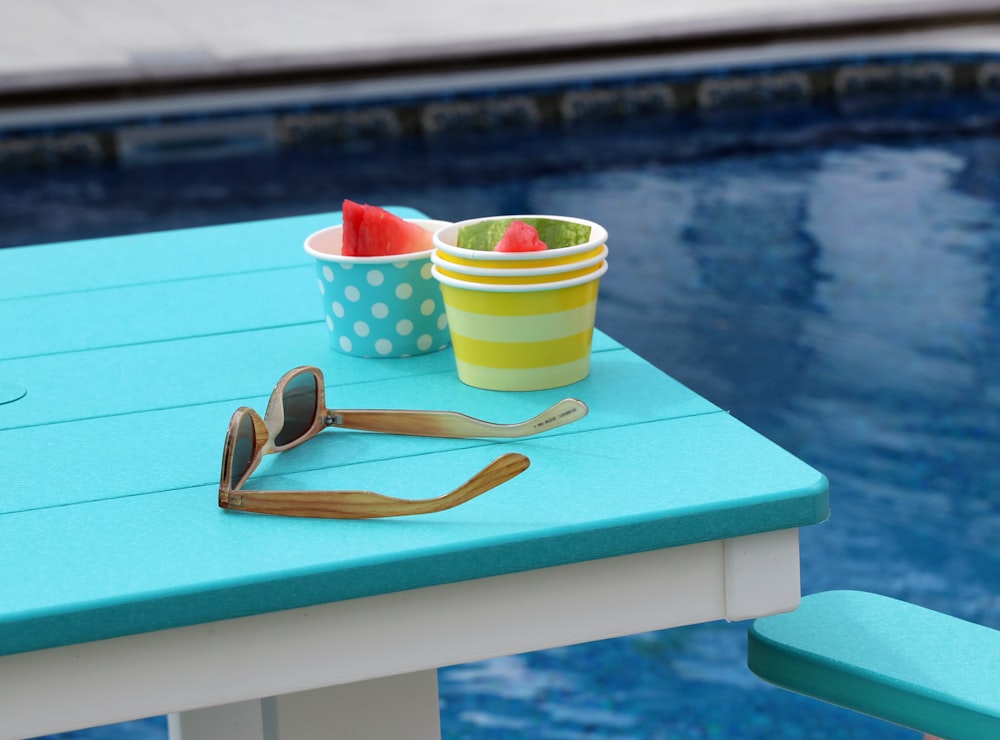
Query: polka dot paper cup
304 220 452 358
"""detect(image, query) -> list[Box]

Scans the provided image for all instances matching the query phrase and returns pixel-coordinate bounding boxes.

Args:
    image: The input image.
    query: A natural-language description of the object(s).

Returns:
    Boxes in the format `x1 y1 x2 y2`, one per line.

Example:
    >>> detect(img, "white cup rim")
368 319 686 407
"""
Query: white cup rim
432 215 608 261
430 245 608 276
431 261 607 292
304 219 453 264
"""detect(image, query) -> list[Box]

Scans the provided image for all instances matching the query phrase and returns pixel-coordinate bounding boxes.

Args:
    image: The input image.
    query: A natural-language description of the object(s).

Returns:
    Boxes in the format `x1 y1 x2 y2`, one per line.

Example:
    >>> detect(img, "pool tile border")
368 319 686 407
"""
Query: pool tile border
1 52 999 170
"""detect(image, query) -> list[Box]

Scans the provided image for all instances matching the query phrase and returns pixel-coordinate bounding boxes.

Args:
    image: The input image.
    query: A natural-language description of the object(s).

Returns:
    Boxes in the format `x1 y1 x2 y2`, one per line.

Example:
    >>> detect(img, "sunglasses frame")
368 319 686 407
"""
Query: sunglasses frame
218 366 587 519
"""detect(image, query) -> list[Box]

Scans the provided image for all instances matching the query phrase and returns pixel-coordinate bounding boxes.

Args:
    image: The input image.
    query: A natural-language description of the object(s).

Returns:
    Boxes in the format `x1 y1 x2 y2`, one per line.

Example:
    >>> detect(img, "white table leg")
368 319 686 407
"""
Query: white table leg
724 527 800 621
168 669 441 740
168 698 267 739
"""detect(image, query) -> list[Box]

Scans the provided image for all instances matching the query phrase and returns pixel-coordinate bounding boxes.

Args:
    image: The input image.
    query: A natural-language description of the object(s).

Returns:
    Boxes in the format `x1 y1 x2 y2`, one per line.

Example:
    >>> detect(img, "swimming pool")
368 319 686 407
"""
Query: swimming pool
10 51 998 739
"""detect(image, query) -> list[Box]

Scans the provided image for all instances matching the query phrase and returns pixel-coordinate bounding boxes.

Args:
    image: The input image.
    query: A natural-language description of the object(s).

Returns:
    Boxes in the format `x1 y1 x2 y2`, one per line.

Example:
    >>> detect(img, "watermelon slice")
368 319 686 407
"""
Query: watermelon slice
494 220 548 252
341 199 434 257
457 217 592 252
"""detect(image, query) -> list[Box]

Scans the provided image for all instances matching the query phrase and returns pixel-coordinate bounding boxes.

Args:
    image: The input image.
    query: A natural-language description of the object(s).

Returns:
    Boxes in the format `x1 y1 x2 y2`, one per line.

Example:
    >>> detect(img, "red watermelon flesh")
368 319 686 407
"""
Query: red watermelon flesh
341 198 364 255
494 220 548 252
341 199 434 257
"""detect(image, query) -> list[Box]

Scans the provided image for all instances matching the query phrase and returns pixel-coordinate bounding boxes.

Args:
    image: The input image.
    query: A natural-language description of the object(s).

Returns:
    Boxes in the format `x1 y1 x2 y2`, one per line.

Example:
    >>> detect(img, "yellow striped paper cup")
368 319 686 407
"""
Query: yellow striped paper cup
432 263 607 391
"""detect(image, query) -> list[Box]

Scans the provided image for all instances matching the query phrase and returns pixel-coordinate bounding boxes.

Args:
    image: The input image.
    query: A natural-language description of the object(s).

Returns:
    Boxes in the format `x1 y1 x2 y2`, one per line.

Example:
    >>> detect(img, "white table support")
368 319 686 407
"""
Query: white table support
0 529 798 740
168 671 442 740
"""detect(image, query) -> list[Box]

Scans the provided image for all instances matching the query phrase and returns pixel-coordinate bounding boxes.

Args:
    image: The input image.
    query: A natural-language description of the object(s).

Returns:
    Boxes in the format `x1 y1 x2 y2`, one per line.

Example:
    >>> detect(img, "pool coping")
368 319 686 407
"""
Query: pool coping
1 2 997 99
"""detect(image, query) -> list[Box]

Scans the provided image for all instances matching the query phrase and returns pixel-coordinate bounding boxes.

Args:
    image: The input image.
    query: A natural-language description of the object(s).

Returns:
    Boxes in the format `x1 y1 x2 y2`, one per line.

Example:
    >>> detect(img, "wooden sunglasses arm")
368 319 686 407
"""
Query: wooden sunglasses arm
218 453 529 519
324 398 588 439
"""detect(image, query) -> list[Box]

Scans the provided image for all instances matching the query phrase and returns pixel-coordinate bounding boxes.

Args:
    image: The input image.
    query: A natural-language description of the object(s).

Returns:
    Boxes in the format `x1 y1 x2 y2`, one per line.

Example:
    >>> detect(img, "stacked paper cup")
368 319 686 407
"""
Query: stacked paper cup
305 219 452 358
431 215 609 391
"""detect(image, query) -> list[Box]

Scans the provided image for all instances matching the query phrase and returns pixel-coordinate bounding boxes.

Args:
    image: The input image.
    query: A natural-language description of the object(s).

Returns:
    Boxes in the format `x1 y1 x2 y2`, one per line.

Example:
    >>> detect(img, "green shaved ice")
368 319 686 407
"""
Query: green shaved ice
456 217 592 251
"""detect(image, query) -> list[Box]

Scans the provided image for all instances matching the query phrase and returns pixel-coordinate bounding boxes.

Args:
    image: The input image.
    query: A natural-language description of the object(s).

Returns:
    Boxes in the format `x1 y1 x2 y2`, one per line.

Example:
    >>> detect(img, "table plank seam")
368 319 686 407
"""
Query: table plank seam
0 367 455 431
0 344 629 429
1 410 731 516
0 318 324 362
0 262 314 304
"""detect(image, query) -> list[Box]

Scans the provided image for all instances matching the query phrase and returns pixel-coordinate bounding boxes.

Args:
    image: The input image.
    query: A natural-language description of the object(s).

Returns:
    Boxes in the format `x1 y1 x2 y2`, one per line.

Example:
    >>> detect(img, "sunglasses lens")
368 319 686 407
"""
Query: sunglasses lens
229 412 256 489
274 371 318 447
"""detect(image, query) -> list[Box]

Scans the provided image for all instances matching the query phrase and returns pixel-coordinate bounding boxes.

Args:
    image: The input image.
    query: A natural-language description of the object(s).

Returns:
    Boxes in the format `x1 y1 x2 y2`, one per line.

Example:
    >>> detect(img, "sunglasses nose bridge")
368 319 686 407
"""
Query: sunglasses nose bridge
268 368 323 449
262 396 286 447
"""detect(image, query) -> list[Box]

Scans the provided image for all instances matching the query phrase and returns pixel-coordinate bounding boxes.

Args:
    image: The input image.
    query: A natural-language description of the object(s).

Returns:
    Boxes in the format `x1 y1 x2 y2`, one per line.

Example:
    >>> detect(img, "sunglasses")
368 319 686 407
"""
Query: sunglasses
219 366 588 519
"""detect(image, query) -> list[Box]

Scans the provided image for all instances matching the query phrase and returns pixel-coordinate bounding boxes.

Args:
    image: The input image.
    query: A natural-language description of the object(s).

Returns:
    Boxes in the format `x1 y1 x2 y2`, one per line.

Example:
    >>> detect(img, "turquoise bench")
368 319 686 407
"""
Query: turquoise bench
748 590 1000 740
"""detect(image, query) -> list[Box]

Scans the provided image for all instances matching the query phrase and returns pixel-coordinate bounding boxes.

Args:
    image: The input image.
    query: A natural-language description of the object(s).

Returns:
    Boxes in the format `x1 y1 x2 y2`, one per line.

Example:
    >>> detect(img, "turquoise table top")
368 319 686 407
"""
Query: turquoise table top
0 208 829 658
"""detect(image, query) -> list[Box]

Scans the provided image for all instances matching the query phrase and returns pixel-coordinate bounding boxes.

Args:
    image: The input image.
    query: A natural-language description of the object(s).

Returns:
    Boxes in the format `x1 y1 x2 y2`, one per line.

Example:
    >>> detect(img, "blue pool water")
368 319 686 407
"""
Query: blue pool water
9 62 999 739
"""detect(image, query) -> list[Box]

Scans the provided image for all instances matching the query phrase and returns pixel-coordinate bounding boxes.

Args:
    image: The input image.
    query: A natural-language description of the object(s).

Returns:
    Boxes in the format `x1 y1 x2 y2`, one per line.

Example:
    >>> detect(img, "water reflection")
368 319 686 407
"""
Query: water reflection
796 143 1000 623
445 132 1000 737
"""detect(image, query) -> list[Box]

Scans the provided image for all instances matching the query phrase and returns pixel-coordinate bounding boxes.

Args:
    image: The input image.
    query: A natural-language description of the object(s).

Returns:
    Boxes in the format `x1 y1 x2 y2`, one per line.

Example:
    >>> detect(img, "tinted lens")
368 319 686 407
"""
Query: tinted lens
274 371 318 447
229 412 256 489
